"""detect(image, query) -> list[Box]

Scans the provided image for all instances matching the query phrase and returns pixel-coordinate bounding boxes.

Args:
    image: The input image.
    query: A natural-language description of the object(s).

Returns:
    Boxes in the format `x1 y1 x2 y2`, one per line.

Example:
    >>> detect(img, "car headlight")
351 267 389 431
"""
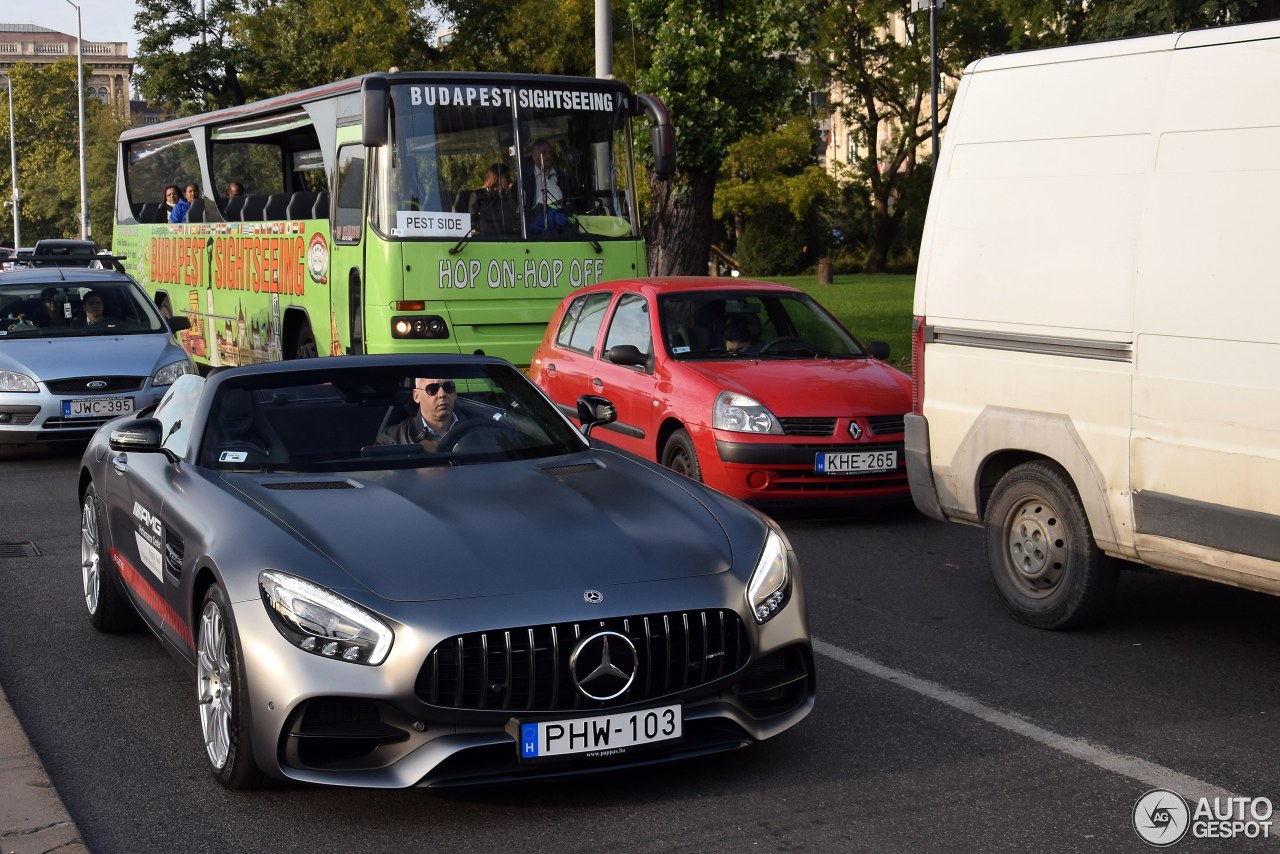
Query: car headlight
259 570 393 665
0 370 38 392
746 528 792 624
152 358 194 387
714 391 783 434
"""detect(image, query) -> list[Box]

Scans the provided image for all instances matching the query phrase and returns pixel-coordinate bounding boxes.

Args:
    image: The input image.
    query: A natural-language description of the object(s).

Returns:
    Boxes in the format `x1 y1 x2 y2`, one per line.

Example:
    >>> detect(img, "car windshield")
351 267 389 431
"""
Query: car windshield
201 361 589 472
658 291 866 360
0 280 166 338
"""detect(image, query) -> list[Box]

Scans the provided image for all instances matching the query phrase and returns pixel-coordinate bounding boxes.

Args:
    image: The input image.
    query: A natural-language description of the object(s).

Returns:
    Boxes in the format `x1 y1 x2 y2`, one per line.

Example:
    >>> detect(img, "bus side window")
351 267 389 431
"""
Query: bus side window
335 146 364 243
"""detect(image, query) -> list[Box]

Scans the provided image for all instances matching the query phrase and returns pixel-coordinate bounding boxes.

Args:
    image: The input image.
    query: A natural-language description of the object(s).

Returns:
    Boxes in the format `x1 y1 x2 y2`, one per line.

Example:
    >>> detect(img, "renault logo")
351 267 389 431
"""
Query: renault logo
569 631 637 701
848 421 863 440
87 380 108 390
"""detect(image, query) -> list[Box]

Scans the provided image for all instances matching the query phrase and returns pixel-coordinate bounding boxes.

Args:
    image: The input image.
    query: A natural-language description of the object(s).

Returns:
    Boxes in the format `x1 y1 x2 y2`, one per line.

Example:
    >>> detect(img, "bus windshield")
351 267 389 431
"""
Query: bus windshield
378 81 637 242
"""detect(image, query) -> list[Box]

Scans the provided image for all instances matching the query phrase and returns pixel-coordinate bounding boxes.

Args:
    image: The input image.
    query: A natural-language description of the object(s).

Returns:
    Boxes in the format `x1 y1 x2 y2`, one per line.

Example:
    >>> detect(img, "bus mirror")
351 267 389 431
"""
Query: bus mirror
362 75 390 147
636 93 676 181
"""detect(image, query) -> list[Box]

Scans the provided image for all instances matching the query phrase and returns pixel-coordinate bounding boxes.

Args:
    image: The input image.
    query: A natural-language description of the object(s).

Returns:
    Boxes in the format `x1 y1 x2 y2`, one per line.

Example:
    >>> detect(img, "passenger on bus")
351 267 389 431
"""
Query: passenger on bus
227 180 243 198
523 139 575 210
171 183 199 223
159 185 181 223
469 164 519 236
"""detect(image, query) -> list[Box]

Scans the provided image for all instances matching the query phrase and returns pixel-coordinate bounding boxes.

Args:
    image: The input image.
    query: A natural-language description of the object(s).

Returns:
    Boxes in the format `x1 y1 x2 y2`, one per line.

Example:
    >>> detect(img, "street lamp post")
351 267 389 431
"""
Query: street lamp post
1 73 19 248
912 0 945 171
64 0 89 239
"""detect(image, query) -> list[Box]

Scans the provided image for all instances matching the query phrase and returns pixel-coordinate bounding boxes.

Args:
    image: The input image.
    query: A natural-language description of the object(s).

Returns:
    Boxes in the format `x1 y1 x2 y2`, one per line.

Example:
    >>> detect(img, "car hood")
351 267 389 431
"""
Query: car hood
0 334 177 380
683 357 911 416
223 456 734 602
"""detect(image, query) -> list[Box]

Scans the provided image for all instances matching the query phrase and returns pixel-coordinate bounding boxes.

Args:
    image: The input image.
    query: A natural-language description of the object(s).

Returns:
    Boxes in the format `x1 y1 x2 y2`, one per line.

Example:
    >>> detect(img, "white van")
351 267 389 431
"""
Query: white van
907 20 1280 629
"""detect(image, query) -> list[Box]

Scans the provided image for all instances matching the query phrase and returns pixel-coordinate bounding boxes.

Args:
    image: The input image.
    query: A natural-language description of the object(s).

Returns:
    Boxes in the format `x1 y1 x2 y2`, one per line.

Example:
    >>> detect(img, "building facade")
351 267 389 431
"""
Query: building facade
0 22 134 121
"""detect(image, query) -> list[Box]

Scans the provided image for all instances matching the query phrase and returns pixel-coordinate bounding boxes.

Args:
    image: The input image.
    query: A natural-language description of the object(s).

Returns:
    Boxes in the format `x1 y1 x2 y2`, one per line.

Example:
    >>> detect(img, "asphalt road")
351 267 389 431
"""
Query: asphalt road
2 441 1279 853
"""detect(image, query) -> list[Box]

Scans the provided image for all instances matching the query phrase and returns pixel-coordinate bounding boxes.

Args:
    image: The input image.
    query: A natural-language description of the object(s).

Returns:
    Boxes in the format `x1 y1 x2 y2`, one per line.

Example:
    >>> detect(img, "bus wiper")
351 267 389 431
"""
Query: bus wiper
449 230 476 255
572 217 603 254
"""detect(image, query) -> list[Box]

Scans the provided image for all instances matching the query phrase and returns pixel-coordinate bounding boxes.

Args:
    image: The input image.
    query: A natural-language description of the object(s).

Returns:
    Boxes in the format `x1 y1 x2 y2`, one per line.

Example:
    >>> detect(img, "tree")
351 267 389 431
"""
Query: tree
434 0 600 76
714 117 840 267
0 60 120 247
134 0 252 112
231 0 439 97
630 0 817 275
135 0 439 112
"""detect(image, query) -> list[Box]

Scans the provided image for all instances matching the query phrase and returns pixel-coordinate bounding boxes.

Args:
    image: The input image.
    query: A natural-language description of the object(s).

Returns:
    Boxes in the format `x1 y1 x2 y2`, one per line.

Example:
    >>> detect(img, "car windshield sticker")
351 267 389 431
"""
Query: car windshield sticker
219 450 248 463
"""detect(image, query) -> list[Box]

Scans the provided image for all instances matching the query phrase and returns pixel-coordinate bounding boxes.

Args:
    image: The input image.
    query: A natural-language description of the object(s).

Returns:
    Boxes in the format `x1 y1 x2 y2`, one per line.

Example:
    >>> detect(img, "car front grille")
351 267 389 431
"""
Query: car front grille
778 415 907 437
416 609 750 713
773 417 834 437
867 414 905 435
40 415 121 431
45 376 145 394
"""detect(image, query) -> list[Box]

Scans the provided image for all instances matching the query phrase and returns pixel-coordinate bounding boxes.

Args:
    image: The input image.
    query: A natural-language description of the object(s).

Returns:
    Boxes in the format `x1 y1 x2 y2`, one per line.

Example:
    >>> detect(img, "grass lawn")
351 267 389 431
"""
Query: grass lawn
761 273 916 372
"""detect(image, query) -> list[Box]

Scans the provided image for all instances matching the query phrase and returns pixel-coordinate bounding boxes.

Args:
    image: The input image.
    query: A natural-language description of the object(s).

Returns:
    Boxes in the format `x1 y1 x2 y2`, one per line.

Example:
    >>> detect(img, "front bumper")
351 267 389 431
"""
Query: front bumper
702 431 910 502
0 386 166 444
232 578 815 788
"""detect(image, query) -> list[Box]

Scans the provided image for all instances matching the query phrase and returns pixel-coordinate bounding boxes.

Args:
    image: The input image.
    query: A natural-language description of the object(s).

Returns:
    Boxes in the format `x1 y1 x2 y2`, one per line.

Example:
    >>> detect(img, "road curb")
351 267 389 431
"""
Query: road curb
0 683 88 854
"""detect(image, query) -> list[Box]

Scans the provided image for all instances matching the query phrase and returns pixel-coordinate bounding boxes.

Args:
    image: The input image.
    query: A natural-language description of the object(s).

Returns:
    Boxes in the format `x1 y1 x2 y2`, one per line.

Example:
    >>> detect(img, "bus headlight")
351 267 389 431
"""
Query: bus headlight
391 316 449 339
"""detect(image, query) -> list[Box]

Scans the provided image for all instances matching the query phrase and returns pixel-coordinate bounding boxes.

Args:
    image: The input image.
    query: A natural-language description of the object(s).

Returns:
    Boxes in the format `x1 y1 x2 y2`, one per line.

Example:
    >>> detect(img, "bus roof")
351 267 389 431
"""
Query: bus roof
120 71 637 143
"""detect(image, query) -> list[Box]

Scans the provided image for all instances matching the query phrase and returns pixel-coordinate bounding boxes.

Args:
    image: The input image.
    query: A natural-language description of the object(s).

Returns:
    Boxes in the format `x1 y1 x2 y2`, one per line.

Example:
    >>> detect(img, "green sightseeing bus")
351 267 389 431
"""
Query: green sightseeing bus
111 72 675 368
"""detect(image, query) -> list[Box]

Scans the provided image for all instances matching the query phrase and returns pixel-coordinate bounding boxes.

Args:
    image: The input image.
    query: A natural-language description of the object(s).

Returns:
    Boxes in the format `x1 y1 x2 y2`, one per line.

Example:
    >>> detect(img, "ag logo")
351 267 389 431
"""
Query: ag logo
1134 789 1190 847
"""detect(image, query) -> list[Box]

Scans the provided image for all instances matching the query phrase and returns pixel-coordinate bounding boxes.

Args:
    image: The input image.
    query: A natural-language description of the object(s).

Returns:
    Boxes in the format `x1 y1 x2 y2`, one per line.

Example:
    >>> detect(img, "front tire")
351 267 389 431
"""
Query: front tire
984 461 1118 629
294 319 317 360
197 585 269 789
81 483 139 632
661 429 703 482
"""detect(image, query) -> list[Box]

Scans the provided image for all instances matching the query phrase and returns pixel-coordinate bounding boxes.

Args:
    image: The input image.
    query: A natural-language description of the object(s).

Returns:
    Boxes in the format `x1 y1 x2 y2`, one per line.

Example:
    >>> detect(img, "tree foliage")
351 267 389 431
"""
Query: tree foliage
434 0 600 76
630 0 817 275
134 0 439 113
0 60 122 248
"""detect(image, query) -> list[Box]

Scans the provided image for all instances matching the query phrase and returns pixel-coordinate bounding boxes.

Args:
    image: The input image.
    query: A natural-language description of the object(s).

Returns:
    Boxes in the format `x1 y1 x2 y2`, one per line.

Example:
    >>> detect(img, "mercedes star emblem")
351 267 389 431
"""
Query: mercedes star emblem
583 589 604 604
569 631 637 701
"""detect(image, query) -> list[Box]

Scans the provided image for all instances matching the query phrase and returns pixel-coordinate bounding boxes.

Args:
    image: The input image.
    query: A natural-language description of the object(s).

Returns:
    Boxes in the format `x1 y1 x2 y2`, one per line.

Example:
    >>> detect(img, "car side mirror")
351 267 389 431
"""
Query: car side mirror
109 418 164 453
605 344 647 367
867 341 890 360
576 394 617 437
167 316 191 333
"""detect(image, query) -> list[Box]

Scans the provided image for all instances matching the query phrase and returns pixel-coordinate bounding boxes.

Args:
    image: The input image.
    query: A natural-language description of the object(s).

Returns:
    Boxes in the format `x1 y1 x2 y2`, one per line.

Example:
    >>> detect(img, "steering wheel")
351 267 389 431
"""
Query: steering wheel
436 419 516 453
757 336 808 354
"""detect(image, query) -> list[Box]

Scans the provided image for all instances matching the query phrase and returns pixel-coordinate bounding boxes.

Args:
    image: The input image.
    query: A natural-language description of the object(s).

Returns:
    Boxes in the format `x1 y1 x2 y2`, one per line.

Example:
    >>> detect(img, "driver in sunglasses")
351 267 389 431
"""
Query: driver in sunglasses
376 377 464 450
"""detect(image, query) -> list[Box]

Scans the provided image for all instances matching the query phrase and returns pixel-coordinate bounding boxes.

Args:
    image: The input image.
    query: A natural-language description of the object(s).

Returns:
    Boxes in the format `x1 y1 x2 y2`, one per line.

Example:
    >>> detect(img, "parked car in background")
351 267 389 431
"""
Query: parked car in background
31 238 99 267
530 277 912 505
77 354 814 788
0 265 193 443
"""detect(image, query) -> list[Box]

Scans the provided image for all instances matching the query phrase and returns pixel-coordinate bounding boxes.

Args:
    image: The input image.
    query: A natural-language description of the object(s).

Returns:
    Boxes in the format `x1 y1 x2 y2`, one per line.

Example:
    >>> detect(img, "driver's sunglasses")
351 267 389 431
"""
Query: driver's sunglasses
418 381 457 396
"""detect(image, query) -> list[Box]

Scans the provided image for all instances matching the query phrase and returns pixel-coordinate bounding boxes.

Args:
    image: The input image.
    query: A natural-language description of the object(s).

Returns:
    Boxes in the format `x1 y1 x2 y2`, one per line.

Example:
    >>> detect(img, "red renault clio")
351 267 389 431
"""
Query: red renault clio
530 277 912 504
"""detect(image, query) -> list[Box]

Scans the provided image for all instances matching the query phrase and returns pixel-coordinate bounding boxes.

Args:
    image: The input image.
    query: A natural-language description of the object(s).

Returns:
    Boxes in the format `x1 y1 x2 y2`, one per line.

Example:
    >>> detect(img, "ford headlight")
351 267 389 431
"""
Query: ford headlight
152 358 194 387
0 370 38 392
746 528 792 624
260 570 393 665
713 391 783 434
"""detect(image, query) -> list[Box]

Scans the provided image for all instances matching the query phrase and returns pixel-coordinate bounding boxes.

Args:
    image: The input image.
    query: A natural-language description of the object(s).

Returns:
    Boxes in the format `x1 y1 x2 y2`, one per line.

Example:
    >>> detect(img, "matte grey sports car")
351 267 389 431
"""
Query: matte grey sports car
78 355 814 789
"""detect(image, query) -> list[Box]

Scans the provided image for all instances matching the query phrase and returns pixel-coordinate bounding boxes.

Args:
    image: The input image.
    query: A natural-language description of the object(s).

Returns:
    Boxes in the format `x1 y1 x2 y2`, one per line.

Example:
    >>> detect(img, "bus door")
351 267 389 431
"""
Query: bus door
331 144 367 354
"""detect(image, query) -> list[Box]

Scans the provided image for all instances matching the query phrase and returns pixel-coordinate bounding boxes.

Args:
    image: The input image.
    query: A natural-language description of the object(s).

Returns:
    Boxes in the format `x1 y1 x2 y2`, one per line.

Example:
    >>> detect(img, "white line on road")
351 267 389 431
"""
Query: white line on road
813 637 1233 801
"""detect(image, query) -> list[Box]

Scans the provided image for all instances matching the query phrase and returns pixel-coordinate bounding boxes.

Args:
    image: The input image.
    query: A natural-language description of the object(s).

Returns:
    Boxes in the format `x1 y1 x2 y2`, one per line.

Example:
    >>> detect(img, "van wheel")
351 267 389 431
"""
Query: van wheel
661 429 702 482
984 461 1117 629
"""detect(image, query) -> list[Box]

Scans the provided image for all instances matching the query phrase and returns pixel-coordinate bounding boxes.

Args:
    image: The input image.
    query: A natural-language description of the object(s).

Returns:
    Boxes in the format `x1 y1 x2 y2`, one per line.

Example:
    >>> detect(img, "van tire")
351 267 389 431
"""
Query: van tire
984 461 1117 629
